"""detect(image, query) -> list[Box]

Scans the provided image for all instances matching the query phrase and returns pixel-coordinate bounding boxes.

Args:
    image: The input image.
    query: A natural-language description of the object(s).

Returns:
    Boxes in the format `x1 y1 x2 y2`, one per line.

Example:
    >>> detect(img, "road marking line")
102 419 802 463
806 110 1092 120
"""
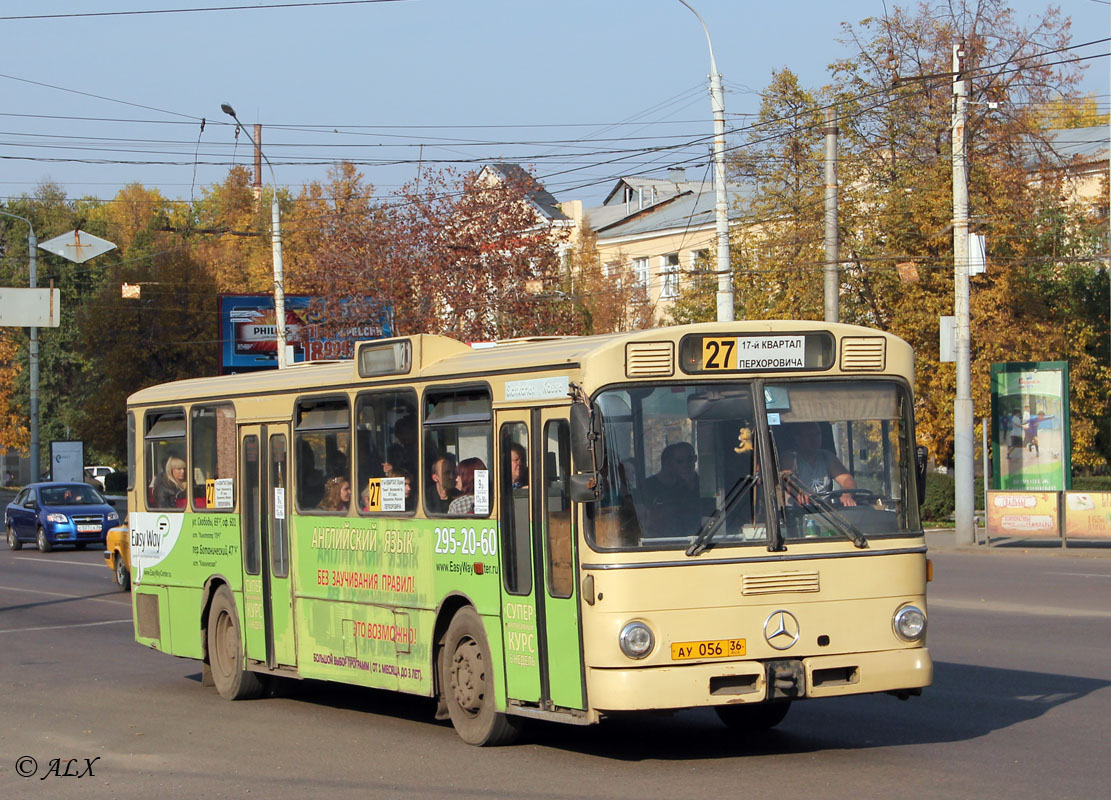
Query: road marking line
13 556 104 569
0 619 131 634
1046 572 1111 580
930 597 1111 618
0 584 130 606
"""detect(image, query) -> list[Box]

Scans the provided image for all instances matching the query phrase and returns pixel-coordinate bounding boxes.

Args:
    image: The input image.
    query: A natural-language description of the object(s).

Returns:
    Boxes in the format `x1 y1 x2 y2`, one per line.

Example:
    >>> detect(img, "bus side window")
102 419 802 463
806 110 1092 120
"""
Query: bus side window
190 404 235 510
145 409 186 511
499 423 531 595
295 397 351 513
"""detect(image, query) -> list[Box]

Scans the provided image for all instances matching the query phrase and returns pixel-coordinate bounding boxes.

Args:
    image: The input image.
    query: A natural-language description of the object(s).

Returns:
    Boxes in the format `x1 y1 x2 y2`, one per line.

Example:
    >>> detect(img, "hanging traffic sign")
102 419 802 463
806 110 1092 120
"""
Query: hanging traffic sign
38 230 116 264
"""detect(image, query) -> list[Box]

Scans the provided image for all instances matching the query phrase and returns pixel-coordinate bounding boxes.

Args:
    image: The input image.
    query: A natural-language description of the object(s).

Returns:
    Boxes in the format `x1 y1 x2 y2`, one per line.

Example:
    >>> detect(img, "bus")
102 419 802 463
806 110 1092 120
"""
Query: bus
125 321 931 745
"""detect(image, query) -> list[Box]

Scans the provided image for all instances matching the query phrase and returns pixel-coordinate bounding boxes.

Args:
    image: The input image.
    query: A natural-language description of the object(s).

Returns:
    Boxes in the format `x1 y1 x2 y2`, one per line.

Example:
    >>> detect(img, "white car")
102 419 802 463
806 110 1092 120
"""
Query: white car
84 466 115 489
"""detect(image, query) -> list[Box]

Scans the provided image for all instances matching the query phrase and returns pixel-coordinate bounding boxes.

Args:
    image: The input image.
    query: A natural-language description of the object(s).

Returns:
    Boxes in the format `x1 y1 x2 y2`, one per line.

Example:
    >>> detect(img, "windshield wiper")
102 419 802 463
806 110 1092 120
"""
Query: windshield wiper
779 471 869 549
686 473 759 557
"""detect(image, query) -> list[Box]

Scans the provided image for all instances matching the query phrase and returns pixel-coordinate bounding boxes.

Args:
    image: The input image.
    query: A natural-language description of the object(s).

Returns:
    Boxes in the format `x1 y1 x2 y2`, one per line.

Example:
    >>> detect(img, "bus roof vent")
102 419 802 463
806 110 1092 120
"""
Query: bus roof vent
840 337 886 372
626 342 674 377
742 571 820 596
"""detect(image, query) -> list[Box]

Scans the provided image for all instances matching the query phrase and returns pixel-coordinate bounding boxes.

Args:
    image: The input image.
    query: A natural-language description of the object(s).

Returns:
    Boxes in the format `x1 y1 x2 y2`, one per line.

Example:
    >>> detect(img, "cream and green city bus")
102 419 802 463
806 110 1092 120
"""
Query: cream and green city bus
125 321 931 745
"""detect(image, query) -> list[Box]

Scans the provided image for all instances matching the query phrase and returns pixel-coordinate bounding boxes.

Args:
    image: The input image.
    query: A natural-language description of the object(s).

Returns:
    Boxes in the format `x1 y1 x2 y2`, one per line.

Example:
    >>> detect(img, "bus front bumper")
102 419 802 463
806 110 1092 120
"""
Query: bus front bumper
586 646 932 712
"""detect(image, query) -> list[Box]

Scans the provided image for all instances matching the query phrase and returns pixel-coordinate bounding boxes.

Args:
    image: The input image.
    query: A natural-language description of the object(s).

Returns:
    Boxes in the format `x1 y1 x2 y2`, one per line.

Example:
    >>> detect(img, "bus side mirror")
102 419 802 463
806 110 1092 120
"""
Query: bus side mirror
570 401 605 504
570 401 605 473
915 445 928 507
569 473 603 503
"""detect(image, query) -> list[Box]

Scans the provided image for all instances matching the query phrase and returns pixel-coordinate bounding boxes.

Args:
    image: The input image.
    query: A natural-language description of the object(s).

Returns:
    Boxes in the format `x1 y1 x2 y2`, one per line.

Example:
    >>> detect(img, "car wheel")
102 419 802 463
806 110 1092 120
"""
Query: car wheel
207 585 264 700
114 554 131 591
441 606 522 746
36 527 53 553
6 525 21 551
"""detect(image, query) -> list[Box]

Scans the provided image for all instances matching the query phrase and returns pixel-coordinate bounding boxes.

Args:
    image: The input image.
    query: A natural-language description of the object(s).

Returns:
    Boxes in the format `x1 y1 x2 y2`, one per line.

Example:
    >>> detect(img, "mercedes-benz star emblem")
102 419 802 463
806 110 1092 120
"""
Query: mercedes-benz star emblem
763 610 800 650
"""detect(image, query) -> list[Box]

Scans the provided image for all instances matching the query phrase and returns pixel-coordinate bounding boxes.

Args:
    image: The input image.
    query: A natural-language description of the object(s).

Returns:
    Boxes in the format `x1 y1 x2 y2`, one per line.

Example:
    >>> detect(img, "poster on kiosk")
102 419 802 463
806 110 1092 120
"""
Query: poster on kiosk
989 361 1070 492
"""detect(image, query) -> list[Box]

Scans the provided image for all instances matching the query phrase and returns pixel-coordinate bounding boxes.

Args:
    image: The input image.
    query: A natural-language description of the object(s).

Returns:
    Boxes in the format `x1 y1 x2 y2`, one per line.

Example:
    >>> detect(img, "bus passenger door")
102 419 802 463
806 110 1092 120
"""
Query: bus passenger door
538 409 585 711
496 410 585 713
240 424 297 670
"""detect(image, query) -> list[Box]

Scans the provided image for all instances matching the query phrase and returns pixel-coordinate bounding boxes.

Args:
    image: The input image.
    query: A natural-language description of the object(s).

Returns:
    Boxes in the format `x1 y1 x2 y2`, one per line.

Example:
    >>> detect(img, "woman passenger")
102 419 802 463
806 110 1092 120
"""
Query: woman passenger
448 457 486 515
152 456 187 508
319 475 351 512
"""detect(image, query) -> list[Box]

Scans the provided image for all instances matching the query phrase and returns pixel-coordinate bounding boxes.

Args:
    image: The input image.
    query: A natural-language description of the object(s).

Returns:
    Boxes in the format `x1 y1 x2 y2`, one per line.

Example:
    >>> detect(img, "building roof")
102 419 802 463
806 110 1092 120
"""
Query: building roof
586 179 752 240
483 162 570 223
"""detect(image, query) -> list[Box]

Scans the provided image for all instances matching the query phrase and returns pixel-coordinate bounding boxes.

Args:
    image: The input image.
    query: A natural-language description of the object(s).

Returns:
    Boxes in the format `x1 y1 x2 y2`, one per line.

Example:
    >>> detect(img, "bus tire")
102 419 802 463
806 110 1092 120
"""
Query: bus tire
715 700 791 731
442 606 521 746
207 585 264 700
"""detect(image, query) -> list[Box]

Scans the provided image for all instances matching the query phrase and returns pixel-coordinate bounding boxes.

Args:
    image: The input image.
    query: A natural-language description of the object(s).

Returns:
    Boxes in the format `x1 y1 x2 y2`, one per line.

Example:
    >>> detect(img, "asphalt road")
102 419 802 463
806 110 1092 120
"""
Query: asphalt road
1 535 1109 800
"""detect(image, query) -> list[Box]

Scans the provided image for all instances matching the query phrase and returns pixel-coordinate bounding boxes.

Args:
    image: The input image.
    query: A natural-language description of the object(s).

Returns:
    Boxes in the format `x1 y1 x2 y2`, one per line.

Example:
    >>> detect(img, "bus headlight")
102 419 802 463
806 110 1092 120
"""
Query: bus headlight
893 604 926 642
618 621 655 659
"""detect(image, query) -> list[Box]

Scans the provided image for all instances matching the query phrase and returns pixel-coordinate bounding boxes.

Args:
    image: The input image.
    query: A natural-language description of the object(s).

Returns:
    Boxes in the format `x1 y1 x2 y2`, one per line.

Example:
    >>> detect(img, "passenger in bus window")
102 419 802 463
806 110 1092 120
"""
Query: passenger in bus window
644 442 701 535
508 443 528 489
448 457 486 515
319 475 351 512
427 454 458 514
382 414 418 477
152 456 188 508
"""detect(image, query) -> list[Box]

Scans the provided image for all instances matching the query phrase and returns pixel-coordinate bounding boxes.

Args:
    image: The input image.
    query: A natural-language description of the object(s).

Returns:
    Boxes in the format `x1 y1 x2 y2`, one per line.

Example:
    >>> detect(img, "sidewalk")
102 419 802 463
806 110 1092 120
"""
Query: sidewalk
925 526 1111 555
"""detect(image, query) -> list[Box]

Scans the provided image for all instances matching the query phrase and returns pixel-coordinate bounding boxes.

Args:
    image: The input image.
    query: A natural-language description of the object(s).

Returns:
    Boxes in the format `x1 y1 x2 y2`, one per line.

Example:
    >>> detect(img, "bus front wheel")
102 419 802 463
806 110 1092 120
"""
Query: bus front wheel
715 700 791 731
441 607 521 746
207 585 264 700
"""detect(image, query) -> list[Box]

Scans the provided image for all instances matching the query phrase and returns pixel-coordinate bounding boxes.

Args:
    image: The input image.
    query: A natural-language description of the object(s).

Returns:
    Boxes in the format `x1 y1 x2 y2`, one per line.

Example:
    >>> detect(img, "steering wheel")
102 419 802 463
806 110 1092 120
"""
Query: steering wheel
816 488 877 507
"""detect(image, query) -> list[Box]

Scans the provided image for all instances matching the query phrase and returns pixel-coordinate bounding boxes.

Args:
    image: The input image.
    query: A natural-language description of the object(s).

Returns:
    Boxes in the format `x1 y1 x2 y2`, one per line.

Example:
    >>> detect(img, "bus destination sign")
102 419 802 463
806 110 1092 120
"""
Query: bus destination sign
701 336 806 371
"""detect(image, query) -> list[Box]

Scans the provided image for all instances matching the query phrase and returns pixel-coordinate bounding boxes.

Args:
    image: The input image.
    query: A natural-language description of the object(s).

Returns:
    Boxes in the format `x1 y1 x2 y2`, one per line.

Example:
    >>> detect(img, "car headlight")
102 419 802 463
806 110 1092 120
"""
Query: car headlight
46 513 69 524
107 511 119 523
618 621 655 659
893 604 927 642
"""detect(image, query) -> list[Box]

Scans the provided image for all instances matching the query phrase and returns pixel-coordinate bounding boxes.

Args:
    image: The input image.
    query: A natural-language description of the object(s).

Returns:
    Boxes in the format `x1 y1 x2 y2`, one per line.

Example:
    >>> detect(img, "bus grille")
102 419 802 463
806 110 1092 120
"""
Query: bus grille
625 342 674 377
840 337 886 372
742 571 820 596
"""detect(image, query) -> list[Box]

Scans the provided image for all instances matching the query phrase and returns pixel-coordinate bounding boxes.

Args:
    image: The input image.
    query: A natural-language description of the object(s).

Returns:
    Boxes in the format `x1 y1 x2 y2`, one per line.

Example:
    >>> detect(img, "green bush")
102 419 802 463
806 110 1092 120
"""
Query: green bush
922 472 955 522
1072 476 1111 492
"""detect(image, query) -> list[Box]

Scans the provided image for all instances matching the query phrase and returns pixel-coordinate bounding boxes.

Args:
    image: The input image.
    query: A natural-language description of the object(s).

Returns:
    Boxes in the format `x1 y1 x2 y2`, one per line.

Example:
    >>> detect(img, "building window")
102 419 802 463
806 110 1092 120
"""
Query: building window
632 257 650 289
661 253 680 298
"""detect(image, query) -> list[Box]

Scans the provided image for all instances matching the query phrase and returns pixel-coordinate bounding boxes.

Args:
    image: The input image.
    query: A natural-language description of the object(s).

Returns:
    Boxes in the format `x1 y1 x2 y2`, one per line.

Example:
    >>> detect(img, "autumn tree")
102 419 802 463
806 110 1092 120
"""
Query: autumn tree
302 163 576 342
567 220 653 334
74 184 219 464
672 1 1106 469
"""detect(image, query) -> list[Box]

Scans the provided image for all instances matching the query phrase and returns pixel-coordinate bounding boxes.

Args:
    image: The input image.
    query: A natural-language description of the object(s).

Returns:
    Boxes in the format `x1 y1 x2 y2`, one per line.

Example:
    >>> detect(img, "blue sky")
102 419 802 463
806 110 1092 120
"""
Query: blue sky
1 0 1106 207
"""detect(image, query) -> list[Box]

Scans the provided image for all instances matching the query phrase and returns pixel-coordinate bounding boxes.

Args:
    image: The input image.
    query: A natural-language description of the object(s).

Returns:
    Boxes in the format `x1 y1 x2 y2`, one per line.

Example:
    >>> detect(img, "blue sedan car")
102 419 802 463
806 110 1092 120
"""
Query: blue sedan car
5 482 120 553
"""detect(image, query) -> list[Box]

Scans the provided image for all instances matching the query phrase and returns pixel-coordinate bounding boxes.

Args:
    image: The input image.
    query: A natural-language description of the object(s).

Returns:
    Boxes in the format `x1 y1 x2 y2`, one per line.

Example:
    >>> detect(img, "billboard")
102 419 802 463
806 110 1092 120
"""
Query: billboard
989 361 1070 491
219 294 392 373
986 491 1061 538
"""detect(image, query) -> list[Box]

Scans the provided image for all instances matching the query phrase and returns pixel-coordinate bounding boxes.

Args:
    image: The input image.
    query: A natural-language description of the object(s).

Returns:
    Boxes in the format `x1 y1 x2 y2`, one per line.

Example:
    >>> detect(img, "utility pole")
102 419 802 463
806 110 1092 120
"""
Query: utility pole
676 0 733 322
824 107 839 323
952 43 975 546
253 124 263 199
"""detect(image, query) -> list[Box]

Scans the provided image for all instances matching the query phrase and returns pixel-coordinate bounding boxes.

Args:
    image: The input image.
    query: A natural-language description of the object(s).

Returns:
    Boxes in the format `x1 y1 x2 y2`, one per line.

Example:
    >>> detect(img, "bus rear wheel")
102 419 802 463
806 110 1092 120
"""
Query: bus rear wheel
441 607 521 746
715 700 791 731
207 585 264 700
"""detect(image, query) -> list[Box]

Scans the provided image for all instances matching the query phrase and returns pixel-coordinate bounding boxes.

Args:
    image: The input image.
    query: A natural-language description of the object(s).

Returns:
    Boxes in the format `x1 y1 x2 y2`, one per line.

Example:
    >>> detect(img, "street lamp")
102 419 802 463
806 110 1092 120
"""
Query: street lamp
0 210 40 481
676 0 733 322
221 103 288 369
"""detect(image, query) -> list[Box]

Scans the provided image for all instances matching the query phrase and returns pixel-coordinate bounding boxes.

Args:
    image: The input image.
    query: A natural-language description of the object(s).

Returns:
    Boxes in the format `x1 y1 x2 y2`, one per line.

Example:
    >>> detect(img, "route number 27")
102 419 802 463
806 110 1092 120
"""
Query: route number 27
702 338 736 370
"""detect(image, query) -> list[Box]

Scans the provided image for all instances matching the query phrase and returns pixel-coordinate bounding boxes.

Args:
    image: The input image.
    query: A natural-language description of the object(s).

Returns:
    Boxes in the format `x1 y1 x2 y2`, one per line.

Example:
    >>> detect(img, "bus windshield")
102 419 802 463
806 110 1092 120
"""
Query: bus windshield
585 379 920 552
